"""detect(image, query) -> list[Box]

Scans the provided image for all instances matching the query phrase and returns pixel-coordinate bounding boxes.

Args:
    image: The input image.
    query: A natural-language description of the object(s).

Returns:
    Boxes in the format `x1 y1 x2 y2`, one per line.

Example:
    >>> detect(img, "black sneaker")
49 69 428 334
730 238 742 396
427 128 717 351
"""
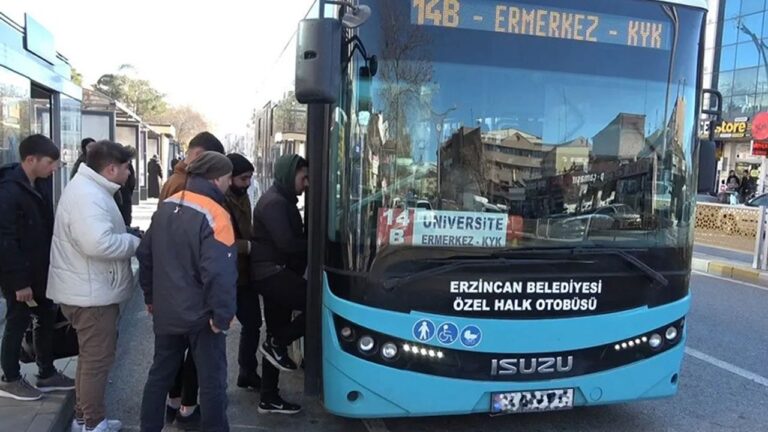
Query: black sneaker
175 406 201 431
165 405 179 425
258 394 302 415
259 338 297 372
237 370 262 391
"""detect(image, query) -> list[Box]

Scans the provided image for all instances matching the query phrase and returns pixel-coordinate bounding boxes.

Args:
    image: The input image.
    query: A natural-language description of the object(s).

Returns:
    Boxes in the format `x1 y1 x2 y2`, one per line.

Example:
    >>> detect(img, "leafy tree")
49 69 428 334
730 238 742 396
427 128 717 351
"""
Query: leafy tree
70 68 83 86
93 64 167 119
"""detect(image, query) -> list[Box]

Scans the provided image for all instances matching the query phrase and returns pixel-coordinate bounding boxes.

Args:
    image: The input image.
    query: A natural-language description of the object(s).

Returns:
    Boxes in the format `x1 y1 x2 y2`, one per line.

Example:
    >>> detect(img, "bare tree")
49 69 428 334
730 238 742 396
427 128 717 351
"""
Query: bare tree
378 1 434 159
154 105 209 147
461 128 489 197
272 92 307 135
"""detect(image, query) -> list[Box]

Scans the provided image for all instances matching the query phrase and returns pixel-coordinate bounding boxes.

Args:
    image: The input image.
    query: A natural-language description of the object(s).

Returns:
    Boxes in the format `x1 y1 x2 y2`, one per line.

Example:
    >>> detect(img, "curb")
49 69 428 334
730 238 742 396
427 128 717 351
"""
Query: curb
50 392 75 432
692 257 766 285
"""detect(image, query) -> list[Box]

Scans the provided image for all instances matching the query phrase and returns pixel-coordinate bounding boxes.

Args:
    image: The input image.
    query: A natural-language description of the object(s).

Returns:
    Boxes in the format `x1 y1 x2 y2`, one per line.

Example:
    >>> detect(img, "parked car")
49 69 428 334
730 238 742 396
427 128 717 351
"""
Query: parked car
745 192 768 207
549 214 615 239
415 199 432 210
588 204 642 229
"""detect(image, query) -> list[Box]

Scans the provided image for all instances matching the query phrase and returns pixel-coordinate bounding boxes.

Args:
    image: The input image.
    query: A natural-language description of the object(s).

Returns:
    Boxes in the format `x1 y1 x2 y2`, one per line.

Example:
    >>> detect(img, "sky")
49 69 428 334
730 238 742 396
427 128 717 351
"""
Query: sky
3 0 316 137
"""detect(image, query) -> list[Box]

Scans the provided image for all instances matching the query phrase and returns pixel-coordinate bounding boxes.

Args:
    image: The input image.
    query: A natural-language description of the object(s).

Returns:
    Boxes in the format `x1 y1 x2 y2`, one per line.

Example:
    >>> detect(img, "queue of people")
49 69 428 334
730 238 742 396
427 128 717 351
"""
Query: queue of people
0 136 141 432
0 131 309 432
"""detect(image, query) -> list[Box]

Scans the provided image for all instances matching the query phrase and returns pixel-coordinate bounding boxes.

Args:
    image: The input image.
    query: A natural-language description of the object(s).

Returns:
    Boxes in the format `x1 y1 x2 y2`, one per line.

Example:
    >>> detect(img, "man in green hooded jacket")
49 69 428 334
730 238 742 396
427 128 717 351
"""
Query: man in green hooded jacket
250 154 308 414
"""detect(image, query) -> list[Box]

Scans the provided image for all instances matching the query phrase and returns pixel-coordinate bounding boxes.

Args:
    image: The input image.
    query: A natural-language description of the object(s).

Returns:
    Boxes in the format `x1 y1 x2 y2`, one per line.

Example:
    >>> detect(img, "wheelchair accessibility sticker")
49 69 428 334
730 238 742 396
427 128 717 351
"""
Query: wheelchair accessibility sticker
436 322 459 345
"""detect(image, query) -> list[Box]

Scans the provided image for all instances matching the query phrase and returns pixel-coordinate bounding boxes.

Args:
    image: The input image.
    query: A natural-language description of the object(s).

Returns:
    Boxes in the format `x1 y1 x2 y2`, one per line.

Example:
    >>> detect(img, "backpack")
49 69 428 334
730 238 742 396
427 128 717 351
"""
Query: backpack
19 307 79 363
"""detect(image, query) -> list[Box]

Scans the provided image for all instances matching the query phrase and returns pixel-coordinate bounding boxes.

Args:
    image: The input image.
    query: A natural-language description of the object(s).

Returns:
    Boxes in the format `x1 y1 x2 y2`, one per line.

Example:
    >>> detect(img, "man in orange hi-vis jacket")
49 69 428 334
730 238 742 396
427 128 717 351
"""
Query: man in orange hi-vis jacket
137 152 237 432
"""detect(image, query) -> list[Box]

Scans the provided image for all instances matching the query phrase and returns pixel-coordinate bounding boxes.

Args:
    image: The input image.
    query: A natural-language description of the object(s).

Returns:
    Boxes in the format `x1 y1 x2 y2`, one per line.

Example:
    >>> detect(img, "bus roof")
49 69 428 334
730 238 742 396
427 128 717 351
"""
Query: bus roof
659 0 708 10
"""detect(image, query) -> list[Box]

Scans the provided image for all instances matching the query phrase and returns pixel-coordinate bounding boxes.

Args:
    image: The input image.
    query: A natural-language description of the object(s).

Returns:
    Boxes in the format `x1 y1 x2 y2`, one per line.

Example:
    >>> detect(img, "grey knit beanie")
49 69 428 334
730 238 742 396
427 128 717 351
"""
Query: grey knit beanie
186 151 233 179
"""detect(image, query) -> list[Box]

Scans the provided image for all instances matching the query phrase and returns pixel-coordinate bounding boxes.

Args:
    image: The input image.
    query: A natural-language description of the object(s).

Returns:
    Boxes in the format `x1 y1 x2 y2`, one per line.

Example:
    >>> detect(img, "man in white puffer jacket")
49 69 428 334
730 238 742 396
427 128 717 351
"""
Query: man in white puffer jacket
47 140 141 432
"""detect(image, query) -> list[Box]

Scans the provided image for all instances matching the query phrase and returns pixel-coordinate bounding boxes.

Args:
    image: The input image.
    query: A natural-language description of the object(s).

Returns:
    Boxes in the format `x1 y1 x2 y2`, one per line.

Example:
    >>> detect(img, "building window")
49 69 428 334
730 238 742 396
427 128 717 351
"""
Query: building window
59 95 82 183
0 66 32 167
739 11 765 38
719 70 735 97
722 18 741 46
735 41 760 69
724 0 741 20
733 67 759 95
741 0 766 17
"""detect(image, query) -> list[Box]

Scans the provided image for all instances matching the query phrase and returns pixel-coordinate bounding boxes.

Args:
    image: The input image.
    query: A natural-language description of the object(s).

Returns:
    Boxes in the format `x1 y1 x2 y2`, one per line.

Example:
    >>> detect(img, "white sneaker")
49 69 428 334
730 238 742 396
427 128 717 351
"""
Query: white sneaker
83 419 122 431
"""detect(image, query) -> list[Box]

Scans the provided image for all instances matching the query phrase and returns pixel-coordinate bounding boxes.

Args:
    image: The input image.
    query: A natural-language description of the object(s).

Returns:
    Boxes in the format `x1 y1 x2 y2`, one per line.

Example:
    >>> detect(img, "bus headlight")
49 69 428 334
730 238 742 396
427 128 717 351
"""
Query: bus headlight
358 336 375 353
381 342 398 360
665 326 678 341
649 333 663 349
340 326 354 341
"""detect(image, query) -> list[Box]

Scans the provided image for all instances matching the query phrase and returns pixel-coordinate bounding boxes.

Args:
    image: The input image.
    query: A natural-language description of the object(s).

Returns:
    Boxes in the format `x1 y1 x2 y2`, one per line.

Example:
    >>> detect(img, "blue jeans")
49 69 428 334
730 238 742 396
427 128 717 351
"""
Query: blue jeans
140 326 228 432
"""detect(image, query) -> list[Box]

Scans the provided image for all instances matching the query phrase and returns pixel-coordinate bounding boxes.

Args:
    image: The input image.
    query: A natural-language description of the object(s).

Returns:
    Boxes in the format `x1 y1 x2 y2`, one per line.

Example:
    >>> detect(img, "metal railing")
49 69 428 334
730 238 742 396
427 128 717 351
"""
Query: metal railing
754 206 768 270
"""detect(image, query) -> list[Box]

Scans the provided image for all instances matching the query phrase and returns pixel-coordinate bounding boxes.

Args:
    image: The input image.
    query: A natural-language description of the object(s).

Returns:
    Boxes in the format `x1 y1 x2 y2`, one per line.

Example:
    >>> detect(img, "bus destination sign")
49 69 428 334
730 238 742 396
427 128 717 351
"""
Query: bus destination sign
377 208 508 248
411 0 671 50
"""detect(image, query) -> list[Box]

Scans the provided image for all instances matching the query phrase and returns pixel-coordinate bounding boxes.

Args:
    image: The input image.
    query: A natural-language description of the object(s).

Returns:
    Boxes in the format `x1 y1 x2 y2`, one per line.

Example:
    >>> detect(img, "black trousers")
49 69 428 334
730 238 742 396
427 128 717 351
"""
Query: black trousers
168 352 197 407
141 326 228 432
0 292 57 380
236 287 262 374
258 270 306 398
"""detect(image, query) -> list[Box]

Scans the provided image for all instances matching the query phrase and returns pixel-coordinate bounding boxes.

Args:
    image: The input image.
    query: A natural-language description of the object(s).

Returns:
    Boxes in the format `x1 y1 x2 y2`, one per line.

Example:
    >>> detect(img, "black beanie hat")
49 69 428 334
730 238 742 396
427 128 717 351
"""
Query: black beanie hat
227 153 255 177
188 132 225 154
187 152 233 179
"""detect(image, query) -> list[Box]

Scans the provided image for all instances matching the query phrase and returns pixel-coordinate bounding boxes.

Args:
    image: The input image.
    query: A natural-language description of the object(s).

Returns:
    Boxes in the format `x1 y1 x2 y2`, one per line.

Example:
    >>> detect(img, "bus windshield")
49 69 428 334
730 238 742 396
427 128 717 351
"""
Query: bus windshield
327 0 704 272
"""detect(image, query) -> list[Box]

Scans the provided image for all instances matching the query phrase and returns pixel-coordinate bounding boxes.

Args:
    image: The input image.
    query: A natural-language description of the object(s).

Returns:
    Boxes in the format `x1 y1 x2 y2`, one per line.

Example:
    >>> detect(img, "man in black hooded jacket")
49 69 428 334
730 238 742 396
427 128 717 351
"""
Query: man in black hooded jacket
250 154 308 414
0 134 75 401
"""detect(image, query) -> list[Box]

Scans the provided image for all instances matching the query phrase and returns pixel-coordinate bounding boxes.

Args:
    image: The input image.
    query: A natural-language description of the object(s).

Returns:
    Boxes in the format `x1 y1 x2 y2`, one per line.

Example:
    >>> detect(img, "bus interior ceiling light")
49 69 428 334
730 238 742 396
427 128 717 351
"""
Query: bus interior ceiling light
325 0 372 28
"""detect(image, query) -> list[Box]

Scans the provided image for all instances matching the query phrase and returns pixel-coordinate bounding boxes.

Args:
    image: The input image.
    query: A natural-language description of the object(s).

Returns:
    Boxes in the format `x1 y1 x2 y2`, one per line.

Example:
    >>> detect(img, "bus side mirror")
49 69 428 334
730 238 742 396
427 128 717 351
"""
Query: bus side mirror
698 88 723 195
697 140 718 194
358 63 373 113
296 18 342 104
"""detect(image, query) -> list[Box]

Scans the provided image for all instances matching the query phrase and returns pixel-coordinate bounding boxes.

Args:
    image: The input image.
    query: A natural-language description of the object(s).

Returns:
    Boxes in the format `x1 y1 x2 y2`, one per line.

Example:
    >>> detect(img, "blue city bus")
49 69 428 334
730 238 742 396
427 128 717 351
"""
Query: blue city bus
291 0 714 418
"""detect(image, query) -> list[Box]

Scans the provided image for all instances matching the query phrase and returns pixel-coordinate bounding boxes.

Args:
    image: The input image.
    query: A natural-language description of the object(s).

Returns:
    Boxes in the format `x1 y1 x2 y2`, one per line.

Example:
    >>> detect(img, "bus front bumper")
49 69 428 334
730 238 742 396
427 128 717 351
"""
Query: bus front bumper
322 336 685 418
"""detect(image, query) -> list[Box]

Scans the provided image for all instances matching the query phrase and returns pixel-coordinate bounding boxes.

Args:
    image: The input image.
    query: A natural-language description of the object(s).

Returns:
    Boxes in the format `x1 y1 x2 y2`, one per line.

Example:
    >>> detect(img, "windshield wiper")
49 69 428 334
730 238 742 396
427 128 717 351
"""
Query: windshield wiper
492 247 669 288
580 248 668 288
381 256 576 291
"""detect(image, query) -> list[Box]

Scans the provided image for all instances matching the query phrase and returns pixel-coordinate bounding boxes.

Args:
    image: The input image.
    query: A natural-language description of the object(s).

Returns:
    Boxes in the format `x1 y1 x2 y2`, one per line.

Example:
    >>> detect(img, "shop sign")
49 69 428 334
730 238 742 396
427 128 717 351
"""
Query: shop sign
752 112 768 141
752 140 768 157
714 118 750 140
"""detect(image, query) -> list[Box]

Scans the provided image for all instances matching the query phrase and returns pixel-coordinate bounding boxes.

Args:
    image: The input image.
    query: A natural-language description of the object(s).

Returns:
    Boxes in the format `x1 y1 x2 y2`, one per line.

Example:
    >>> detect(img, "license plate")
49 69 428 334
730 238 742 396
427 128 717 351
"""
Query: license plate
490 388 574 415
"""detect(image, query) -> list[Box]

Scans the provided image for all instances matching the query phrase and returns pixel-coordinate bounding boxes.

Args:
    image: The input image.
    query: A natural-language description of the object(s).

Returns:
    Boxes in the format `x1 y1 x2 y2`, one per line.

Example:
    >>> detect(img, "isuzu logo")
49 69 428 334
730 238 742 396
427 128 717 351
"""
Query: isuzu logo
490 356 574 376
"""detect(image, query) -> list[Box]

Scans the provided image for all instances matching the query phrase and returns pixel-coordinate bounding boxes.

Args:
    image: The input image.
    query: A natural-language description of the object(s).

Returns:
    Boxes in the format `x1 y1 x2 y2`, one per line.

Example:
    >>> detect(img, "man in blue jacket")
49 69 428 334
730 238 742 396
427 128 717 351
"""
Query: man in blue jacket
0 135 75 401
137 152 237 432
